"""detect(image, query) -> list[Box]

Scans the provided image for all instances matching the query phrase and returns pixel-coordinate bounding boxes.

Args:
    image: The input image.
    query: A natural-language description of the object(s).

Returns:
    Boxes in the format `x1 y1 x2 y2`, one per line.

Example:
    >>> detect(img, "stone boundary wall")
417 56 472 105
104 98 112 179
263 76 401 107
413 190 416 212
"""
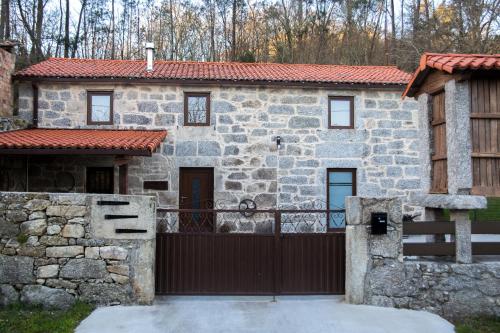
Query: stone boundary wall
345 196 500 320
0 192 156 309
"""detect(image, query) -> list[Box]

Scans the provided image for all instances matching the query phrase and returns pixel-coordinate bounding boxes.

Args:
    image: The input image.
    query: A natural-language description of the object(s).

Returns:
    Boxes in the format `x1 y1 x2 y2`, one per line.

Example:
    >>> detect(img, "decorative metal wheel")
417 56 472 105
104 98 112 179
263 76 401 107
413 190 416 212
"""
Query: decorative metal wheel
239 199 257 217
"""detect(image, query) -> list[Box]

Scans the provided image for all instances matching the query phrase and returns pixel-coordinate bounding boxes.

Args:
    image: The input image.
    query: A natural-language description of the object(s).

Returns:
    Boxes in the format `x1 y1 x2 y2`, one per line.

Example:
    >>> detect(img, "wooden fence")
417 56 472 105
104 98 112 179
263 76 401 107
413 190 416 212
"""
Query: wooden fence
403 220 500 256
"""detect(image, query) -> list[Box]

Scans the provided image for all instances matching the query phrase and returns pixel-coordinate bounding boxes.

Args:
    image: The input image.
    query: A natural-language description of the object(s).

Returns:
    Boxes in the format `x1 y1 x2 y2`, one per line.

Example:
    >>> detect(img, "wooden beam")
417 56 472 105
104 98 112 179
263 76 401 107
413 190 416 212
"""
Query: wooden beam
472 242 500 255
471 153 500 158
471 221 500 234
403 221 455 235
403 243 455 256
119 164 128 194
470 113 500 119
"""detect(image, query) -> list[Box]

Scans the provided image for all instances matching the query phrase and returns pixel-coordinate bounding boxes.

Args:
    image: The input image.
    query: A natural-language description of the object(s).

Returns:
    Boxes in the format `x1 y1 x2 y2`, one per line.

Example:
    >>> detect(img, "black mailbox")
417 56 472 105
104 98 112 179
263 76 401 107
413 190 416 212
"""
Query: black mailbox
371 212 387 235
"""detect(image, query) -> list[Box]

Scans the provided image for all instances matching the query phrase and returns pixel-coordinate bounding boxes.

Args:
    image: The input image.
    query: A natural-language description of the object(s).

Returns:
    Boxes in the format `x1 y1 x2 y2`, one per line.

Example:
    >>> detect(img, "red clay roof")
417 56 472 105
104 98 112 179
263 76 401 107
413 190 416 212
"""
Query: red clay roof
0 129 167 156
403 53 500 97
14 58 411 86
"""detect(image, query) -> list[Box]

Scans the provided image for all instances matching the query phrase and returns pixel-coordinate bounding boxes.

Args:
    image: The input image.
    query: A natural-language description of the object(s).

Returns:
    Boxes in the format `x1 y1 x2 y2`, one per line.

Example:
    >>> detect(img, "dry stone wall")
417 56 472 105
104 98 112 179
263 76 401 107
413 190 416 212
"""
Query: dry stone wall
0 192 155 308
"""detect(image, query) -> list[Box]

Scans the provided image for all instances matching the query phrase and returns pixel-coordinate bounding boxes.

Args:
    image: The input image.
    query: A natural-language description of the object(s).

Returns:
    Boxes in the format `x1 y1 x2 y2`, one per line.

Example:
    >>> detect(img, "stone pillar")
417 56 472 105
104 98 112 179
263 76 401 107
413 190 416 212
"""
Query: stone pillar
444 80 472 195
417 93 432 193
345 196 403 304
450 210 472 264
345 197 368 304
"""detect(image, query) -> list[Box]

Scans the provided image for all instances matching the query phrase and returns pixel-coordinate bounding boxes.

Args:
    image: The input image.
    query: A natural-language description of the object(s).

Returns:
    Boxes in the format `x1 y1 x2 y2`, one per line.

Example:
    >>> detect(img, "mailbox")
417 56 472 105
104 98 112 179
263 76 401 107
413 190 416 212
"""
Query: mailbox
371 212 387 235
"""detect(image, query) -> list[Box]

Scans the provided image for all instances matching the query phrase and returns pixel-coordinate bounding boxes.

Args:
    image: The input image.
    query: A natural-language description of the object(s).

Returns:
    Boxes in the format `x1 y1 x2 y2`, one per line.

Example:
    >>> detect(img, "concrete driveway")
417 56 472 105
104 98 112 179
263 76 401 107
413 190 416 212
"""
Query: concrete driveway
76 296 454 333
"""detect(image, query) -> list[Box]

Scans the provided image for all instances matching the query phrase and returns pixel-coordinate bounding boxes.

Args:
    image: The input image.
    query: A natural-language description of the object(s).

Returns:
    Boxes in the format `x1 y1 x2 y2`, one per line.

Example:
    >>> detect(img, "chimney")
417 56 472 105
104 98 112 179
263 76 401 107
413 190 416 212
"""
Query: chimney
145 42 155 71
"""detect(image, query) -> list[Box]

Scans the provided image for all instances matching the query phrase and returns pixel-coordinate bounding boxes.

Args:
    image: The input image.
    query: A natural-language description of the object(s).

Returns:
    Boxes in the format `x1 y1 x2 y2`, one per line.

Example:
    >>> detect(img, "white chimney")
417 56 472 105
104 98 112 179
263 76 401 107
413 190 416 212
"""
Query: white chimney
145 42 155 71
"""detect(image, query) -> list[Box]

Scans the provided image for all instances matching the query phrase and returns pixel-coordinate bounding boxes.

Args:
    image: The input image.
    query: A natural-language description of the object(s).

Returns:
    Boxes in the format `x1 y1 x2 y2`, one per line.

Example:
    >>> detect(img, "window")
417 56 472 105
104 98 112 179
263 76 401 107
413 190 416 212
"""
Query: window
87 91 113 125
327 168 356 230
86 167 114 194
328 96 354 129
184 92 210 126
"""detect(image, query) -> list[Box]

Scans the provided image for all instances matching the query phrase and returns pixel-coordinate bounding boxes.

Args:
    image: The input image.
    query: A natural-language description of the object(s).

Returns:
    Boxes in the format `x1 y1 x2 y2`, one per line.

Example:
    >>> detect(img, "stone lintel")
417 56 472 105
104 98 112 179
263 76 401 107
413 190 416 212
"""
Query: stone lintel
409 193 487 210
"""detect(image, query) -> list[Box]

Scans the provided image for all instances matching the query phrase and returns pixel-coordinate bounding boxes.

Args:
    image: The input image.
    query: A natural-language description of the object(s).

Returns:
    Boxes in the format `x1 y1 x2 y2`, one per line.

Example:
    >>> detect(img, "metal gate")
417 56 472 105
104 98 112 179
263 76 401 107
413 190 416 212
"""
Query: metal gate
155 207 345 295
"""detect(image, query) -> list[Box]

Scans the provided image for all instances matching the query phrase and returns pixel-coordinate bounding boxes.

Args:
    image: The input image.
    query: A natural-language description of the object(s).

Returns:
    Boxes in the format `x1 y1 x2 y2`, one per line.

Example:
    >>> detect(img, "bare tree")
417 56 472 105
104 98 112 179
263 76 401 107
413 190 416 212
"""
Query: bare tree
64 0 69 57
0 0 10 40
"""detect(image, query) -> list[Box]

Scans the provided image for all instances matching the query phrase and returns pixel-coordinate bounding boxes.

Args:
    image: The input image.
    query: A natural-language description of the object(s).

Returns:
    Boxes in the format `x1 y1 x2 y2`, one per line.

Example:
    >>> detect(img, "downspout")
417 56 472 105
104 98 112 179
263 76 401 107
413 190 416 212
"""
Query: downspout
25 155 29 192
32 83 38 127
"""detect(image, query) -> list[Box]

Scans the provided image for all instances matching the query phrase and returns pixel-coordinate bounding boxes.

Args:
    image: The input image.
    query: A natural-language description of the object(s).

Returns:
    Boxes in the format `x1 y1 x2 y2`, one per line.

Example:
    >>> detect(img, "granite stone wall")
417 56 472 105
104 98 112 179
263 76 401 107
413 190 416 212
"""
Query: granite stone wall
367 260 500 320
345 196 500 320
0 192 155 308
17 82 421 217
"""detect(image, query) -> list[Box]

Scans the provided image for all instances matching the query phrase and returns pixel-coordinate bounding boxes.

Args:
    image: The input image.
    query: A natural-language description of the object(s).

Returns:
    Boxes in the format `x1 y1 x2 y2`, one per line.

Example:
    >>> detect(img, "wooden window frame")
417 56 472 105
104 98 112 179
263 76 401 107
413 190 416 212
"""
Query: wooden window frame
87 91 114 125
184 92 211 126
326 168 357 232
328 96 354 129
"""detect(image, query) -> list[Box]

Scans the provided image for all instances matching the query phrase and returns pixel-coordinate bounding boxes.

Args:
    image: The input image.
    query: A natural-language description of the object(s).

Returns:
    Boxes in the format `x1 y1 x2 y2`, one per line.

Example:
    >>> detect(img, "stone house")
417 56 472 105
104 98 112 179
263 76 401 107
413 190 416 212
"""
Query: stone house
0 46 421 231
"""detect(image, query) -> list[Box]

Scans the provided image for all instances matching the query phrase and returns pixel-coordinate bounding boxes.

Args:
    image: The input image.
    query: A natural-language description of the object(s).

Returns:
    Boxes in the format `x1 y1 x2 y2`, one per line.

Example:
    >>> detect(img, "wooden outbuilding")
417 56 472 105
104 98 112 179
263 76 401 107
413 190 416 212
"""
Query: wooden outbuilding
404 53 500 196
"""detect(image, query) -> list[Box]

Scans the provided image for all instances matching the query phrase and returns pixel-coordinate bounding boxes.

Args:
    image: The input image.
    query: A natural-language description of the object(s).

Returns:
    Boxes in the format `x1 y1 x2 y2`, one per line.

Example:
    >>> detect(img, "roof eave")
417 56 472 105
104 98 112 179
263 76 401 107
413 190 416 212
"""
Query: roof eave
0 147 153 156
12 76 408 90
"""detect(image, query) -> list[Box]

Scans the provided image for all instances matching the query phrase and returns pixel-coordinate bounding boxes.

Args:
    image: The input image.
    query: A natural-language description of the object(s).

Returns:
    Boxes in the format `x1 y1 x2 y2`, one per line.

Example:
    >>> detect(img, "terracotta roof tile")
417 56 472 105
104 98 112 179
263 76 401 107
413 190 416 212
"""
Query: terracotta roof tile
14 58 411 86
403 53 500 97
0 129 167 156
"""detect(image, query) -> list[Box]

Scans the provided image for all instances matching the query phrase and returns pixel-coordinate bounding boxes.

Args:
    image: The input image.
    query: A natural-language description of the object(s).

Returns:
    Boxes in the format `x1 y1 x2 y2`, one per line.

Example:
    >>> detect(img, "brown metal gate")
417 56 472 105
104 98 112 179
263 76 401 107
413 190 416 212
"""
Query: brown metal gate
155 208 345 295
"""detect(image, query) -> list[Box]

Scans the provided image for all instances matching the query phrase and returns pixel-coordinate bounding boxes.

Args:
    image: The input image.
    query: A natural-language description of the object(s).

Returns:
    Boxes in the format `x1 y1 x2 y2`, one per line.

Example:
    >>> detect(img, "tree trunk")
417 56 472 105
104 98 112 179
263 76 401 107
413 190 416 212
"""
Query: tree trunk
71 0 86 58
390 0 396 64
111 0 115 59
0 0 10 40
169 0 175 60
210 0 215 61
231 0 237 61
64 0 69 58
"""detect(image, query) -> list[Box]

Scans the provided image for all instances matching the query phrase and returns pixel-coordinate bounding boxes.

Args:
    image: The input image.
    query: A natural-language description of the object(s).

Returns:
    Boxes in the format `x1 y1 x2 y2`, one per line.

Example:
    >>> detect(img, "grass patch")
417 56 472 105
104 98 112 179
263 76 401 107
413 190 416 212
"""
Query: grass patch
0 302 94 333
16 233 28 244
455 317 500 333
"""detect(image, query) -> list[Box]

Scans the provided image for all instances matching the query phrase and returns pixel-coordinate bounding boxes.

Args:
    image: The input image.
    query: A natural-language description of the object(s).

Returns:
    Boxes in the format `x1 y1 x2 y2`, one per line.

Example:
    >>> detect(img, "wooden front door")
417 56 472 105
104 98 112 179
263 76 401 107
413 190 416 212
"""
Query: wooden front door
86 167 114 194
179 168 214 232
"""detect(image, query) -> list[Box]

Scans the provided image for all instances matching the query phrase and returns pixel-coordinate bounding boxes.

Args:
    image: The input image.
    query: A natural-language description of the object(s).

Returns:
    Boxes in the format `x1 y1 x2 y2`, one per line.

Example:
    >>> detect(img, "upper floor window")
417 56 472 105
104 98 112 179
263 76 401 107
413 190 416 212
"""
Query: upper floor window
87 91 113 125
184 92 210 126
328 96 354 129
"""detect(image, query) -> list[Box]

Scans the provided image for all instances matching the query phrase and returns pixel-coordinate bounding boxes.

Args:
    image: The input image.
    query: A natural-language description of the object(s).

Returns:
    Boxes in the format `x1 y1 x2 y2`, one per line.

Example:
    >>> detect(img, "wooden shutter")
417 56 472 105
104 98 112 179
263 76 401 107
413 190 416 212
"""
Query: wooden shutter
86 167 114 194
430 91 448 193
471 79 500 196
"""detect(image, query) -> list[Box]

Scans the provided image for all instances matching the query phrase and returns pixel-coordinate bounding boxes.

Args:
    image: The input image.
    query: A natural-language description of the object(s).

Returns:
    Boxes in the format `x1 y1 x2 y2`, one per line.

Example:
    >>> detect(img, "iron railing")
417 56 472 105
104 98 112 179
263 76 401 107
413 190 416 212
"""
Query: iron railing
156 208 346 234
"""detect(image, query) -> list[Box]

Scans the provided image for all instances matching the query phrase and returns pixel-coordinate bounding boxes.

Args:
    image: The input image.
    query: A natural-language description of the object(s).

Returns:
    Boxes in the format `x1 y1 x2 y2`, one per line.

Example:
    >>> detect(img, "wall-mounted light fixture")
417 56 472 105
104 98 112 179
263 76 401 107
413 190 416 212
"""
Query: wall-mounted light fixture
276 136 281 150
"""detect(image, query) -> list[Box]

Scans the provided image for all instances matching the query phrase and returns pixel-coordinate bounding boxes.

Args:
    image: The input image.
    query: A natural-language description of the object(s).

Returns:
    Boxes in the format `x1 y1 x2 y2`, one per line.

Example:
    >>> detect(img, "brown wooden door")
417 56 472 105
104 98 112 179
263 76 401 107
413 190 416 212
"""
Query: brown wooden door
179 168 214 232
431 91 448 193
86 167 114 194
